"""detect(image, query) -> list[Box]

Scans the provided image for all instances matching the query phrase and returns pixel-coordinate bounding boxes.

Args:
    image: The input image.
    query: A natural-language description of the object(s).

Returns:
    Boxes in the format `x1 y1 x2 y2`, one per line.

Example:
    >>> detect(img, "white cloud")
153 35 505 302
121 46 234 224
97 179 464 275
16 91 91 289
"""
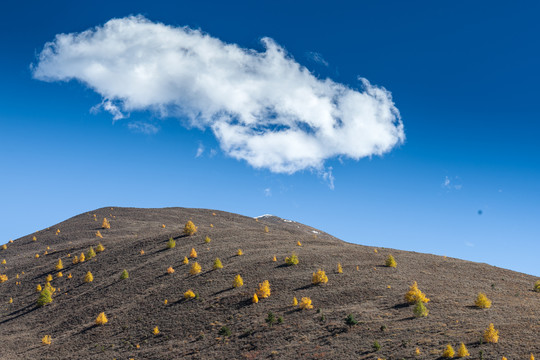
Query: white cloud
442 176 462 190
195 143 204 158
306 51 329 67
264 188 272 197
127 122 159 134
33 15 405 174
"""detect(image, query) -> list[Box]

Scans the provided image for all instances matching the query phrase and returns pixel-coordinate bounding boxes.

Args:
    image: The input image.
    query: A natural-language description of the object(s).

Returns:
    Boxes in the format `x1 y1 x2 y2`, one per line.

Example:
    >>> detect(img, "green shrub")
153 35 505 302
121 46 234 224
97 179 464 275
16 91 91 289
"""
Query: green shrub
265 312 276 326
167 237 176 249
413 300 428 318
219 326 231 337
120 269 129 280
345 314 358 326
284 253 299 266
37 288 53 306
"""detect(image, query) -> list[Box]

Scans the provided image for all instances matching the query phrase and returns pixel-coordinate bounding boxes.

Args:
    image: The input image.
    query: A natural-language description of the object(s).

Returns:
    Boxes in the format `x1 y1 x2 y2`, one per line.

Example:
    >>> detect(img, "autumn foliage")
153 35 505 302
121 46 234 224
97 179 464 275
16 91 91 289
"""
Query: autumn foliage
183 220 198 236
312 269 328 285
405 281 429 304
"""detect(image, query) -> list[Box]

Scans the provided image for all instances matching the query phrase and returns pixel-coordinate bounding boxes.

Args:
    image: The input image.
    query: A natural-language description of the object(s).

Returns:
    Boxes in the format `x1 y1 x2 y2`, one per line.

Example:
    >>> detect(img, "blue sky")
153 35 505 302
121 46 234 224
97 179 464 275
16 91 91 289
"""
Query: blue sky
1 1 539 276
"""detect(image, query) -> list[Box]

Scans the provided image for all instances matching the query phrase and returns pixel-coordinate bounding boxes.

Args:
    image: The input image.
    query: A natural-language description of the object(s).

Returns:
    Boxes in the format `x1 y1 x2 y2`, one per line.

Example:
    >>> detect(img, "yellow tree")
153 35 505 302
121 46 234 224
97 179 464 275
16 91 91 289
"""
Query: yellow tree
183 220 198 236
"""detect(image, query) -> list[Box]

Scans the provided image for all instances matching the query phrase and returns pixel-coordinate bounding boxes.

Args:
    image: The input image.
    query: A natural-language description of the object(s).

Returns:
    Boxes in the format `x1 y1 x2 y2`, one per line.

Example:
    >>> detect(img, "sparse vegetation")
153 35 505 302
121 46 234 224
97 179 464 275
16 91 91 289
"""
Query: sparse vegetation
252 294 259 303
373 341 381 351
190 262 201 275
95 312 108 325
87 246 96 259
256 280 271 298
213 258 223 269
346 314 358 326
405 281 429 304
299 297 313 310
55 258 63 270
37 288 52 306
153 326 160 335
167 237 176 249
265 312 276 326
284 253 299 266
189 248 197 258
41 335 51 345
184 220 198 236
457 342 470 357
413 301 428 318
237 249 243 256
442 344 455 358
264 226 269 233
312 269 328 285
95 231 103 238
79 252 86 262
475 293 492 309
120 269 129 279
484 323 499 343
233 275 244 288
184 290 196 299
337 263 343 273
205 236 211 243
385 255 397 268
102 218 110 229
84 271 94 282
534 280 540 292
293 297 298 306
219 326 231 337
167 266 175 274
183 256 189 265
96 243 105 252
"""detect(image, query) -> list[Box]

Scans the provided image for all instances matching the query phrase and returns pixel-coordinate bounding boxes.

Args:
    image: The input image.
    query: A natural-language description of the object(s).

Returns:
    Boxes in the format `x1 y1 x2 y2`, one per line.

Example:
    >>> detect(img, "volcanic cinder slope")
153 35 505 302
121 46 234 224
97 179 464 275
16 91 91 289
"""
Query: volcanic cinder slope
1 207 539 359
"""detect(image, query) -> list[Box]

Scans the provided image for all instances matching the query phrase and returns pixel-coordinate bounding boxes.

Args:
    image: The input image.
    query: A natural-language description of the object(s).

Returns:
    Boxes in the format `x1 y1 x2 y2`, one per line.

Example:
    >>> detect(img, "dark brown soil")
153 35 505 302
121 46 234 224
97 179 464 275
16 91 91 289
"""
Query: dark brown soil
1 207 539 359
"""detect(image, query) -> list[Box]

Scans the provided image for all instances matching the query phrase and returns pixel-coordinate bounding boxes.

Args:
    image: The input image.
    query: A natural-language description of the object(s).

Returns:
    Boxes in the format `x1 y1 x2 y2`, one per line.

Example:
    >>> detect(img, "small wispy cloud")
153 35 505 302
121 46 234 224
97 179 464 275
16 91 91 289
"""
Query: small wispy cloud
442 176 462 190
127 122 159 134
33 16 404 178
465 241 474 247
321 167 335 190
195 143 204 158
306 51 329 67
264 188 272 197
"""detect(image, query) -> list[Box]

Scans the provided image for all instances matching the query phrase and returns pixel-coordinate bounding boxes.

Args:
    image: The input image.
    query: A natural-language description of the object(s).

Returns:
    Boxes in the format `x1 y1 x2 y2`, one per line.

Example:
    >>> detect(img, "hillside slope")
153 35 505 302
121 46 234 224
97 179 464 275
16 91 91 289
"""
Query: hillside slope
1 207 539 359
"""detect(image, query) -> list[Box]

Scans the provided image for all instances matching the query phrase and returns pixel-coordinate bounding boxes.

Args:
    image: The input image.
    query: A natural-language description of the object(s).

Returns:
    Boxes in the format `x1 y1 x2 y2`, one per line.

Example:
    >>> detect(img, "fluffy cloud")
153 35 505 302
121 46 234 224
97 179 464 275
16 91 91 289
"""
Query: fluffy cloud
33 15 405 174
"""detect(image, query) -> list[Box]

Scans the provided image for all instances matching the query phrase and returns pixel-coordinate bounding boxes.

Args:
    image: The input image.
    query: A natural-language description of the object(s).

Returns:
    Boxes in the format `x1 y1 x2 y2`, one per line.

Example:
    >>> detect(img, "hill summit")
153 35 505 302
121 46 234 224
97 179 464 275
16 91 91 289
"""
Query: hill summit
1 207 539 359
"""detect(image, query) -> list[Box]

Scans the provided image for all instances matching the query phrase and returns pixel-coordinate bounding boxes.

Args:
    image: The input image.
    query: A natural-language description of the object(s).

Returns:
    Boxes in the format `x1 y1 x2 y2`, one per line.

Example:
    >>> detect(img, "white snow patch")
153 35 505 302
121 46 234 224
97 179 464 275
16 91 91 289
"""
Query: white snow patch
255 214 274 219
312 230 319 234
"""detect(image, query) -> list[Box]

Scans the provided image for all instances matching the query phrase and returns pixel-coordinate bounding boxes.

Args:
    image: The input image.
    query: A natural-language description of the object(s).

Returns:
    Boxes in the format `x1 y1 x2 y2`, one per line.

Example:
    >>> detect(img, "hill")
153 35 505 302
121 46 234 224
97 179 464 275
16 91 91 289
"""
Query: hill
1 207 539 359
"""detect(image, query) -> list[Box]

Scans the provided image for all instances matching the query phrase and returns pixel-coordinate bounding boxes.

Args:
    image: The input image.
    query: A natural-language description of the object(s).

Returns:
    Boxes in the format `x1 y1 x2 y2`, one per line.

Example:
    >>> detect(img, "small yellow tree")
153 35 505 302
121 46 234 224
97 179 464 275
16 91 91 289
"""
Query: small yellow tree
405 281 429 304
252 293 259 303
233 275 244 288
312 269 328 285
95 231 103 238
475 293 492 309
213 258 223 269
534 280 540 292
55 259 63 270
237 249 244 256
182 256 189 265
120 269 129 279
299 297 313 310
167 266 175 274
46 274 53 282
205 236 211 243
385 255 397 268
189 248 197 258
32 236 37 241
1 244 6 250
337 263 343 273
1 259 5 264
153 326 160 335
285 253 299 266
87 247 96 259
484 323 499 343
292 297 298 306
272 255 277 262
190 262 201 275
256 280 271 298
42 335 52 345
96 243 105 252
442 344 455 358
297 241 302 246
72 255 79 264
79 252 86 262
56 272 63 278
95 312 108 325
84 271 94 283
184 289 196 299
457 343 470 357
167 237 176 249
264 226 269 233
183 220 198 236
36 284 42 292
413 300 428 318
102 218 110 229
37 288 53 306
530 354 535 360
